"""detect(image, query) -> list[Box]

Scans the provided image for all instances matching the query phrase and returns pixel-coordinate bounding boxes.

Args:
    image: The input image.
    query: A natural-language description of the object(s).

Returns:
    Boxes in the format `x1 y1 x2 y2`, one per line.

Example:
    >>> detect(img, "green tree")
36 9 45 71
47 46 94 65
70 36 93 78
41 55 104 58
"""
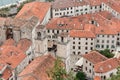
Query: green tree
98 49 114 58
47 57 66 80
47 57 75 80
75 71 86 80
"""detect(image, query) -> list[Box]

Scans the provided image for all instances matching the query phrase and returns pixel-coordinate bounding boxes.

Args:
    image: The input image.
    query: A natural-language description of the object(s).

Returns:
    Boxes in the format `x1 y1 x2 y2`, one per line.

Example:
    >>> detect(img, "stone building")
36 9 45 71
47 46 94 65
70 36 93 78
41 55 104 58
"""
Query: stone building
82 51 119 80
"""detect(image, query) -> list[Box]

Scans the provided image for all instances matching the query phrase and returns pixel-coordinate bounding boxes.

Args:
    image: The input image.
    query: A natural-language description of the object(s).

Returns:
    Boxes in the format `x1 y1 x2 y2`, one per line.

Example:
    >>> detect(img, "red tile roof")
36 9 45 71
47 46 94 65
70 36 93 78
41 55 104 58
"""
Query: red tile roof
16 2 51 21
46 17 84 30
52 0 87 9
3 39 16 46
1 68 12 80
70 30 96 38
94 58 119 73
82 51 108 64
19 54 55 80
0 45 26 69
17 38 32 52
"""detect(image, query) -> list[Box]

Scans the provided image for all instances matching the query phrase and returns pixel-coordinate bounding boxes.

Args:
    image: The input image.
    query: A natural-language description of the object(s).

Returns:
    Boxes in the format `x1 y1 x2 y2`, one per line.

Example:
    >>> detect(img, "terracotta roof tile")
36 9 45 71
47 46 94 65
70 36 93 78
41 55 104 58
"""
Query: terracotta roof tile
46 17 86 30
16 2 51 21
52 0 87 9
1 68 12 80
0 45 26 68
82 51 108 64
17 38 32 52
19 54 55 80
70 30 96 38
3 39 16 46
94 58 119 73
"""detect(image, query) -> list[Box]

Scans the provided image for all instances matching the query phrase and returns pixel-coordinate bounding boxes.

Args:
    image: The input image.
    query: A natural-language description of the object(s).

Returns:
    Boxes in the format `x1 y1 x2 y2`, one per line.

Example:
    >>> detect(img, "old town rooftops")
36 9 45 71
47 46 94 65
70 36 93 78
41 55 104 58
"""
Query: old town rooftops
16 2 51 21
19 54 55 80
94 58 119 73
17 38 32 52
1 16 39 31
52 0 87 9
70 30 96 38
82 51 108 64
46 11 119 37
0 38 32 69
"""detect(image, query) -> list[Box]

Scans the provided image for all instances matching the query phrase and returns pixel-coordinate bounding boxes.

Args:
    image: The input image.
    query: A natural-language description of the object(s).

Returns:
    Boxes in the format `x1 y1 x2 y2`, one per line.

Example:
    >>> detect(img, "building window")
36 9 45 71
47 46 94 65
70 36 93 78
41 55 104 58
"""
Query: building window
95 6 97 9
52 30 54 33
78 52 80 55
73 46 75 49
97 40 99 43
79 42 81 44
85 8 87 11
89 69 91 73
73 52 75 55
91 47 93 50
102 45 104 48
48 30 50 33
104 76 106 79
111 45 115 48
86 60 88 63
85 67 87 71
85 42 88 45
112 40 114 43
57 30 59 34
91 43 93 45
89 63 91 66
73 42 75 44
96 44 100 48
78 46 81 49
76 10 79 12
85 47 88 50
107 40 109 43
37 32 41 39
106 45 109 48
102 40 104 43
112 35 114 38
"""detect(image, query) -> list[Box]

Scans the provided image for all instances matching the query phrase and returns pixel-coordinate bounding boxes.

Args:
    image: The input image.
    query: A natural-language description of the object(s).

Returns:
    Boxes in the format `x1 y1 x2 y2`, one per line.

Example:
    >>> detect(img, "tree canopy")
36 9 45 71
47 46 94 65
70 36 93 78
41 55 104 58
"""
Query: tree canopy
98 49 114 58
75 71 86 80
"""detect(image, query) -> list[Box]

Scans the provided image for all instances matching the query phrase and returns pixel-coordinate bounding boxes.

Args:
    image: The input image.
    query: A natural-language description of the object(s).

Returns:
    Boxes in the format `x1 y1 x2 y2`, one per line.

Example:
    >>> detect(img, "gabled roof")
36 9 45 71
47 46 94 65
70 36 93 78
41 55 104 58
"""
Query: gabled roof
94 58 119 73
19 54 55 80
82 51 108 64
16 2 51 22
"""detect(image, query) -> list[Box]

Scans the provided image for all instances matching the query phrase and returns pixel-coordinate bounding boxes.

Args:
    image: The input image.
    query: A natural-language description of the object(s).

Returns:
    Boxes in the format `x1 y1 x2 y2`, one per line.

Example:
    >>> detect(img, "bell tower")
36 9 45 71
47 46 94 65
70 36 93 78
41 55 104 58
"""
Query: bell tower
34 25 48 57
